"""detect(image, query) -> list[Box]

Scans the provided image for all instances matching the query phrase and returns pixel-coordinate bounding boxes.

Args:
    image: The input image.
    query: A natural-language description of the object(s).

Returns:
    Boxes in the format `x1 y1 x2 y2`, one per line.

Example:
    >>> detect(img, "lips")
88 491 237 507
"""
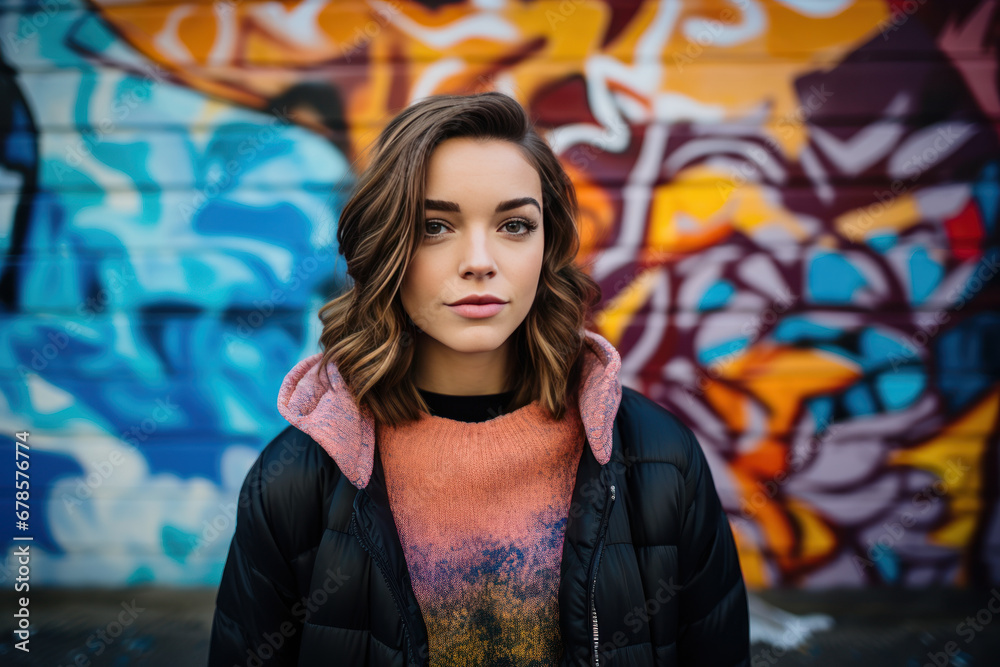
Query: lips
448 294 507 306
447 301 506 319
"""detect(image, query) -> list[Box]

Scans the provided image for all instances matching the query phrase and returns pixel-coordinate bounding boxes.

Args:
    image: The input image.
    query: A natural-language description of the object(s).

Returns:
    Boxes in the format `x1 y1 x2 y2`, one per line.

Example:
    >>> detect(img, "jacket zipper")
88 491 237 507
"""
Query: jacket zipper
350 513 421 667
589 483 616 667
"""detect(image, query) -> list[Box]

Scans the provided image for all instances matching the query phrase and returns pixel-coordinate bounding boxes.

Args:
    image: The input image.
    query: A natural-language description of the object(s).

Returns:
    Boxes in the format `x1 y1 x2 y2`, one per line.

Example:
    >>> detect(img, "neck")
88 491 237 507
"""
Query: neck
412 332 511 395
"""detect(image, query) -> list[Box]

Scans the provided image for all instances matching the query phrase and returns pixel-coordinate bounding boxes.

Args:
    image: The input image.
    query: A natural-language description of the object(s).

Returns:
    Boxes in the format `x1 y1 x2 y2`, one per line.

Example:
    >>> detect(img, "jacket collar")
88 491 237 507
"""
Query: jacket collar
277 329 622 489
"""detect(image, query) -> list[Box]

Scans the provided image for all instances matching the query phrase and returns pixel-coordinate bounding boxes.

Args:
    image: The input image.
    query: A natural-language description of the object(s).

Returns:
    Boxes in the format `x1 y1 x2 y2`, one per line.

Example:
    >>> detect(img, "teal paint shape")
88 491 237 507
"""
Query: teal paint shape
973 161 997 234
871 544 901 584
773 316 842 344
808 252 866 303
875 371 925 410
868 232 897 253
807 396 834 430
698 280 735 310
697 337 749 365
908 247 942 305
126 565 156 586
859 328 914 372
843 383 876 416
162 524 200 563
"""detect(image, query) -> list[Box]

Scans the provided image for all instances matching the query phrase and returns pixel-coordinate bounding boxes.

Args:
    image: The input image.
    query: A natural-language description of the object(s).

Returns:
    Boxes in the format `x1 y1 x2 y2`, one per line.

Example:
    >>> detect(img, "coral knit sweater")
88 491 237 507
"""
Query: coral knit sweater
376 389 586 667
276 329 623 663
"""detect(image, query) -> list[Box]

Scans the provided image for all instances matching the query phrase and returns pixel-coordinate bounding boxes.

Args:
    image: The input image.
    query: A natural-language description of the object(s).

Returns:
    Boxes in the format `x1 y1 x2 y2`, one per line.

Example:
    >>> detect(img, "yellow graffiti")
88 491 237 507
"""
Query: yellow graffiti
889 388 999 553
593 267 662 346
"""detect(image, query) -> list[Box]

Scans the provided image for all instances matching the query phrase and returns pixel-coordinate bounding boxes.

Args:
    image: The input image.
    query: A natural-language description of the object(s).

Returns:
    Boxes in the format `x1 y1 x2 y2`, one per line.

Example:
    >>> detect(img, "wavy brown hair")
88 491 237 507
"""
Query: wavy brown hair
317 92 601 427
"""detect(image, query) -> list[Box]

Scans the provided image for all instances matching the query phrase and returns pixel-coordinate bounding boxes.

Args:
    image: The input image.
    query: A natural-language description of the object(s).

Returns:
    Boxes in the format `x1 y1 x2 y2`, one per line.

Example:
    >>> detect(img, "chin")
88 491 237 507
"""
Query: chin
431 329 511 353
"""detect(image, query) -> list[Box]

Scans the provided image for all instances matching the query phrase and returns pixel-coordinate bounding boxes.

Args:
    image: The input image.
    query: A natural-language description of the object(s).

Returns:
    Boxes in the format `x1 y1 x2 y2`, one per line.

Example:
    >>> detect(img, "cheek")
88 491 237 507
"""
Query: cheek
512 244 544 294
525 239 545 273
401 255 437 303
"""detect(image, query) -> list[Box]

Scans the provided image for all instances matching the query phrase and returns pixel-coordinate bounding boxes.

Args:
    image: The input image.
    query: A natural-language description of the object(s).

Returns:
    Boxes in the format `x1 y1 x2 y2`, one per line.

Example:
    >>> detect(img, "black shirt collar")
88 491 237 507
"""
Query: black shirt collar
417 388 518 423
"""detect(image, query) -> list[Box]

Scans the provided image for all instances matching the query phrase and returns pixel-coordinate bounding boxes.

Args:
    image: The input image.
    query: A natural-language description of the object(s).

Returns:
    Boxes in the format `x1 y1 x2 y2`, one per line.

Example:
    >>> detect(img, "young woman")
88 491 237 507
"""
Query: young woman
209 92 750 667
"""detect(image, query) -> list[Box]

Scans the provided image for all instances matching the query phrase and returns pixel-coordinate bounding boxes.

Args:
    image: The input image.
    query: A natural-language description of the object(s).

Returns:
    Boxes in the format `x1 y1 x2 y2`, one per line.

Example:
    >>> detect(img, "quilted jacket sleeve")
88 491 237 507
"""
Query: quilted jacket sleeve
208 431 307 667
676 420 750 666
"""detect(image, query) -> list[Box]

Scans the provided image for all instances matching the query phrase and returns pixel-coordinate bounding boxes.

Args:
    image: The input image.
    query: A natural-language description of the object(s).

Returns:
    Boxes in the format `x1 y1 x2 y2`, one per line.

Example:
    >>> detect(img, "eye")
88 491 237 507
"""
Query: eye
424 220 449 236
502 218 538 237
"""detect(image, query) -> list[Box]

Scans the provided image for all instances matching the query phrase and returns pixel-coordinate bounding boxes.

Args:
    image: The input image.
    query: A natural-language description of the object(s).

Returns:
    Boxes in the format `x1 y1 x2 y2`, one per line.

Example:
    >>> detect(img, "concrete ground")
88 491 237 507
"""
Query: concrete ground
1 587 999 666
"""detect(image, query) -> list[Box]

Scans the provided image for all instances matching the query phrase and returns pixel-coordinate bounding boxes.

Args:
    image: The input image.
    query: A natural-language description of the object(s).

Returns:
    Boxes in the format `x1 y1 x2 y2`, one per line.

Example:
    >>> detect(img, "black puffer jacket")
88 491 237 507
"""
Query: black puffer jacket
209 384 750 666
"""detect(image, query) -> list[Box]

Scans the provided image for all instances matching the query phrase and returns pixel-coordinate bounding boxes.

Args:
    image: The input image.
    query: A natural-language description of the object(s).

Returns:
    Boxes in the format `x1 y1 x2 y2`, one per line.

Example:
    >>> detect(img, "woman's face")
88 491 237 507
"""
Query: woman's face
400 137 545 363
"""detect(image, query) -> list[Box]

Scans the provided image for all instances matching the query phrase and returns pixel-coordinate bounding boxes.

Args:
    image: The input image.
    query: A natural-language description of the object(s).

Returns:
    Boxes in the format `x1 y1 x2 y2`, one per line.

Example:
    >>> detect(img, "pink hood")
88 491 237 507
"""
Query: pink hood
277 329 623 489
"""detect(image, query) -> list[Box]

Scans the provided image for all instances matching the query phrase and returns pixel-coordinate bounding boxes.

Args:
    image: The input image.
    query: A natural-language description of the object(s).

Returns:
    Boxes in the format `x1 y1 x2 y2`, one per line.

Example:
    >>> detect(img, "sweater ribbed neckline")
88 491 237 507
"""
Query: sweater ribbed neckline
380 397 570 453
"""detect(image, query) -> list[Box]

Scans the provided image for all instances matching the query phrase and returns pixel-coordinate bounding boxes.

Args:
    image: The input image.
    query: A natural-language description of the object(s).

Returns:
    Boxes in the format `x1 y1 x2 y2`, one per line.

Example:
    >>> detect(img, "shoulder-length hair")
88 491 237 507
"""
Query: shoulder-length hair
317 91 601 427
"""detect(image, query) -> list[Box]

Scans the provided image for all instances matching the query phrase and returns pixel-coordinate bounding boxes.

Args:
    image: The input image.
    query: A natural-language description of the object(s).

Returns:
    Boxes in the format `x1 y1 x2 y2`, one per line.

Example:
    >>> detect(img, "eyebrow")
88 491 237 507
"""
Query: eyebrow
424 197 541 214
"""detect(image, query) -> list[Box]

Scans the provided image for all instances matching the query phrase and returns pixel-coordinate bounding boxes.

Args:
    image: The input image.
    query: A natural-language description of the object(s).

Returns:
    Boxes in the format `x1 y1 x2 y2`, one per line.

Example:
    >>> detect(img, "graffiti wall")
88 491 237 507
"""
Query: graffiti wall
1 0 997 588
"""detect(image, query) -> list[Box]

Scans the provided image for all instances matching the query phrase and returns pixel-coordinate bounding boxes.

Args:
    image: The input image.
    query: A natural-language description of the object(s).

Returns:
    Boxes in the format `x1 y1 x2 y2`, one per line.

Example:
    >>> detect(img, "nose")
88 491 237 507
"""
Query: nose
458 226 497 279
